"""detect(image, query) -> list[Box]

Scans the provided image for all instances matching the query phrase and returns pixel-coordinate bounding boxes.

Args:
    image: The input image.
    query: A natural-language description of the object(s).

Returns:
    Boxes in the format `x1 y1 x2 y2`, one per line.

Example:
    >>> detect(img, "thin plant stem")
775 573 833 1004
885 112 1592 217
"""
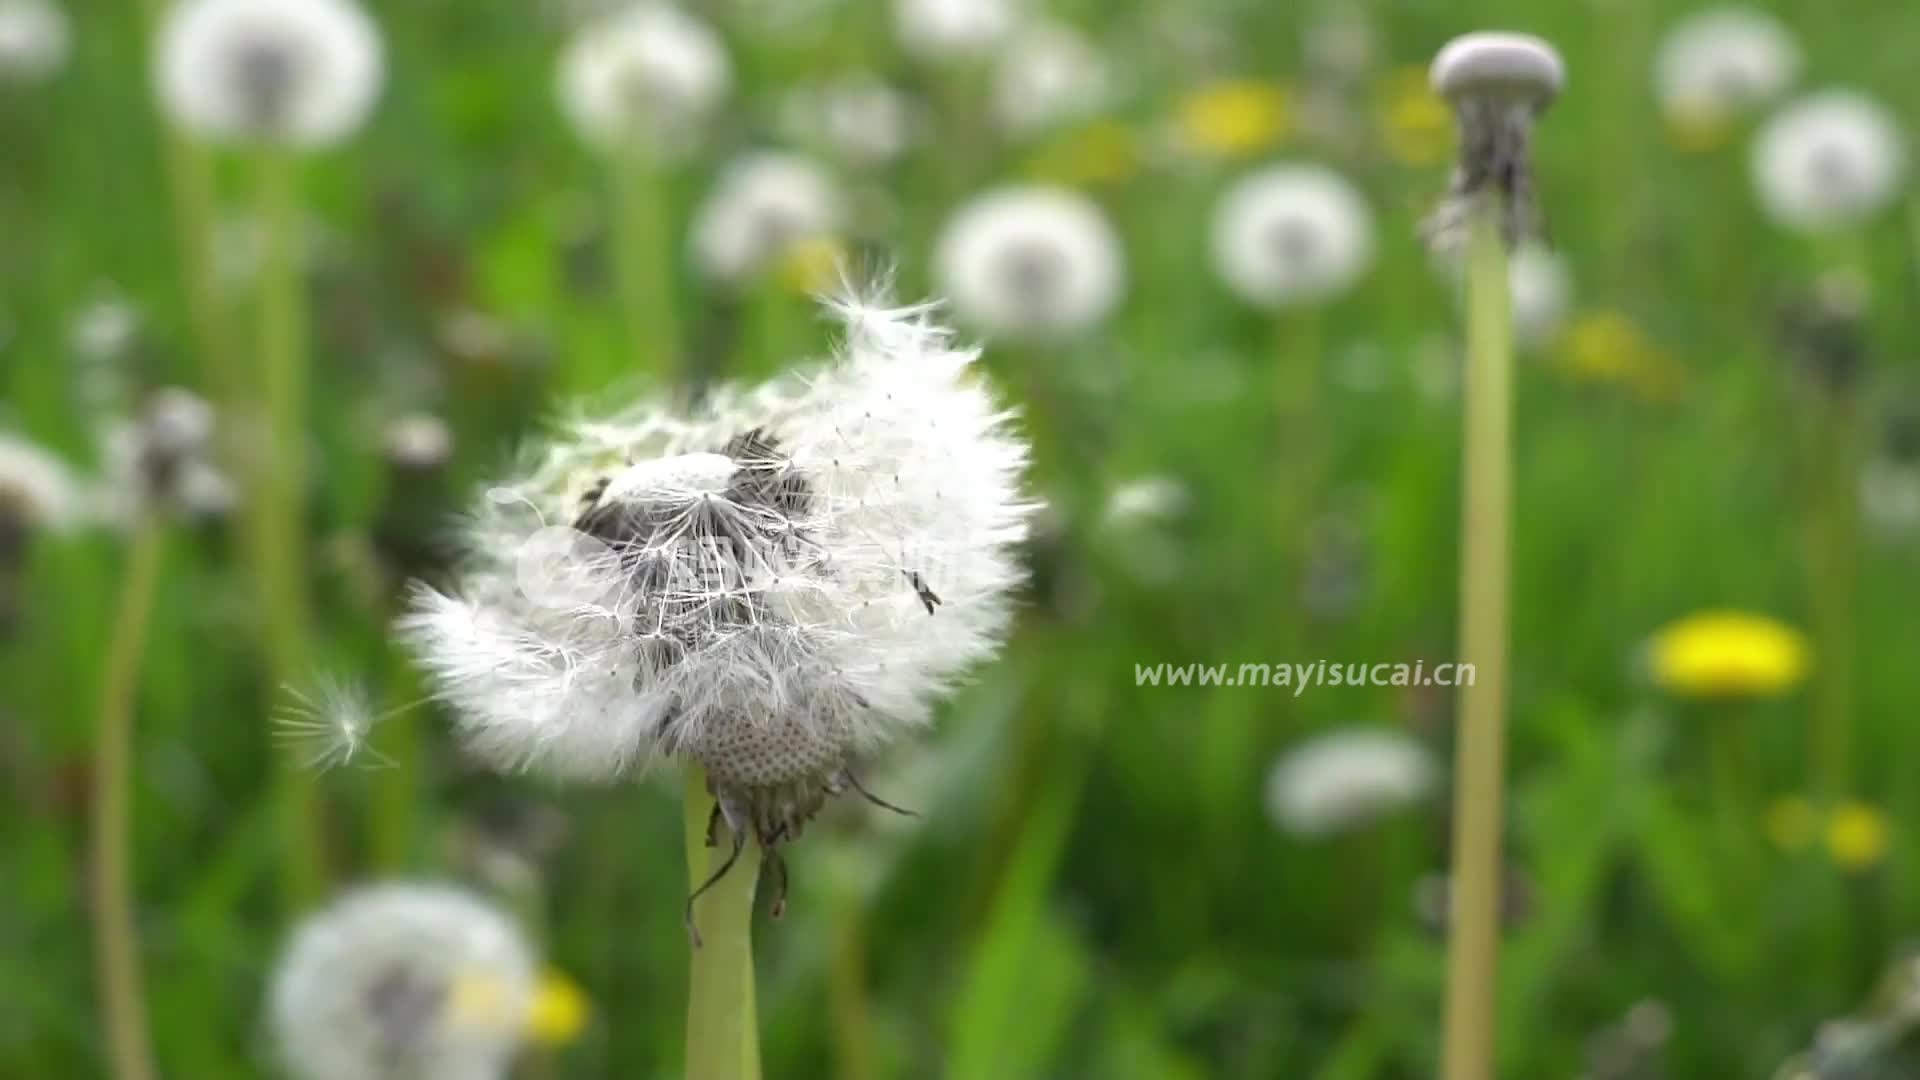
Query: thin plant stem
828 907 878 1080
368 647 424 871
683 768 763 1080
251 150 327 908
1808 391 1858 802
89 520 166 1080
609 143 679 388
1440 204 1514 1080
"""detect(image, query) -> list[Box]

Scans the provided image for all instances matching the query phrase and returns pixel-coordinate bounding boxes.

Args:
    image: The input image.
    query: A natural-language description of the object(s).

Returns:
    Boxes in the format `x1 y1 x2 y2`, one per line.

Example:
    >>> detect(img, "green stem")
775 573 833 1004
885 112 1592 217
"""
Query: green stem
252 150 326 908
89 520 166 1080
368 647 423 871
683 769 762 1080
1440 205 1514 1080
609 144 679 388
1809 392 1858 802
828 908 878 1080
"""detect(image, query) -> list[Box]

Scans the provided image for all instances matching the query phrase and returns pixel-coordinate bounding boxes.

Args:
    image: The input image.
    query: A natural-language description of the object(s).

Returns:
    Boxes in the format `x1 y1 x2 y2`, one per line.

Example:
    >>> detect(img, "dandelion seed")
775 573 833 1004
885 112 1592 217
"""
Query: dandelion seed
690 151 844 286
0 0 68 83
1264 727 1437 837
271 884 579 1080
933 186 1125 340
153 0 385 148
1210 164 1375 309
1655 7 1800 137
1752 90 1907 233
1425 32 1565 251
556 3 730 157
399 292 1033 885
273 675 400 770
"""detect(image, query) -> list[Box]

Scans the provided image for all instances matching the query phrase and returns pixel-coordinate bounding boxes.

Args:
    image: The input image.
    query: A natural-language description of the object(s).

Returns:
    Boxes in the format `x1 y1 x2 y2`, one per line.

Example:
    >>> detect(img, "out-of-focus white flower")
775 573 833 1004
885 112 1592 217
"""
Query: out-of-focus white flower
1509 245 1571 348
556 3 730 157
385 412 455 472
933 186 1125 340
400 296 1032 855
1211 164 1375 309
779 75 918 167
991 21 1111 137
1101 474 1189 528
689 151 842 284
893 0 1017 62
1265 727 1436 837
153 0 384 148
0 0 69 83
68 291 142 363
270 884 540 1080
1752 90 1907 232
0 431 86 532
1861 457 1920 536
99 388 234 520
1655 7 1800 124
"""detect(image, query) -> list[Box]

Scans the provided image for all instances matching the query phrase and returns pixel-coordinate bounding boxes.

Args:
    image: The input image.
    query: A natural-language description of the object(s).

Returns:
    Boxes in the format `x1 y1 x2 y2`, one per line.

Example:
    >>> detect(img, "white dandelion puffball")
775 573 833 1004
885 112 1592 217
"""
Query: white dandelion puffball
0 0 69 83
1655 7 1800 122
780 75 918 167
690 151 842 284
0 432 86 532
1211 164 1375 310
992 21 1112 137
894 0 1017 61
1265 727 1437 837
400 296 1032 848
1752 90 1908 232
154 0 384 148
934 186 1125 340
270 884 537 1080
556 4 730 156
1509 245 1571 348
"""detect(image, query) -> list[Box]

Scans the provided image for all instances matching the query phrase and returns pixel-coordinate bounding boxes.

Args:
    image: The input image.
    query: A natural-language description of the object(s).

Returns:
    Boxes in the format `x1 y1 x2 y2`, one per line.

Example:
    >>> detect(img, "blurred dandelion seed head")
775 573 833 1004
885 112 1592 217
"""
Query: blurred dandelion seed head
1211 164 1375 310
154 0 385 148
779 75 918 167
270 884 543 1080
691 151 843 285
1752 89 1908 233
0 0 67 83
0 432 86 534
992 21 1113 139
934 186 1125 341
893 0 1018 62
98 387 234 521
1655 7 1801 129
1264 727 1437 837
384 412 455 473
400 295 1033 845
557 3 730 155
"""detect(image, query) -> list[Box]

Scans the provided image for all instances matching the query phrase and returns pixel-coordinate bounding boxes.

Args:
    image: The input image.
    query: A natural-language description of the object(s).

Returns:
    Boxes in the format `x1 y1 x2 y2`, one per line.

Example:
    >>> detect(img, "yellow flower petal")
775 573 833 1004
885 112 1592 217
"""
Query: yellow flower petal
1649 610 1810 699
1175 80 1290 159
1826 802 1889 872
527 970 590 1045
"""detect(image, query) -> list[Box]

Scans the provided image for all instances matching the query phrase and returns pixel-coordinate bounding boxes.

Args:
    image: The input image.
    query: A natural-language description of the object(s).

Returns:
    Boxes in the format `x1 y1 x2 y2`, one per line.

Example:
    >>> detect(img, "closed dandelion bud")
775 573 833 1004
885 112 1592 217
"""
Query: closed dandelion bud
934 186 1126 340
400 296 1033 878
1210 164 1375 309
100 388 235 521
0 0 68 84
556 4 731 157
1426 31 1565 250
1752 90 1907 233
153 0 385 149
689 151 844 286
269 884 575 1080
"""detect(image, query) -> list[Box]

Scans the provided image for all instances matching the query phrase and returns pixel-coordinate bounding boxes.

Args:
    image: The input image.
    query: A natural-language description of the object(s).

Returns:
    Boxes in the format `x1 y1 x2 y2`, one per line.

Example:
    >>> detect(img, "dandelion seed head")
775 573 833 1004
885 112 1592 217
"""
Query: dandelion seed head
934 186 1125 340
1211 164 1374 309
98 388 233 521
0 432 86 534
690 151 843 285
1425 32 1564 252
779 75 918 167
1752 89 1907 233
1429 31 1565 106
154 0 385 148
400 293 1033 845
1265 727 1437 837
270 884 539 1080
0 0 68 83
557 3 730 156
893 0 1018 61
991 21 1112 138
385 412 456 473
1655 7 1801 124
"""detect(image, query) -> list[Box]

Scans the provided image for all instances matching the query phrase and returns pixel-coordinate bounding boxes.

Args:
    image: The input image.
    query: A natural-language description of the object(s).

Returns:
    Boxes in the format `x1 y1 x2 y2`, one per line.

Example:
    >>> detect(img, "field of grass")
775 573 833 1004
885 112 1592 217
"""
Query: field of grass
5 0 1920 1077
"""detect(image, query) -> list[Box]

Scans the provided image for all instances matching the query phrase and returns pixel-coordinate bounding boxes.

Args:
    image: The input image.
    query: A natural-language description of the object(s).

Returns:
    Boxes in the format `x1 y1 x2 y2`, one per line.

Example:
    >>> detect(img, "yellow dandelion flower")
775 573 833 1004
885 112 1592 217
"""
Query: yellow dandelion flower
1175 80 1290 159
1766 796 1818 852
776 234 846 295
1649 610 1811 699
1557 312 1690 403
1825 801 1889 872
1379 66 1453 167
527 970 591 1044
1025 120 1141 188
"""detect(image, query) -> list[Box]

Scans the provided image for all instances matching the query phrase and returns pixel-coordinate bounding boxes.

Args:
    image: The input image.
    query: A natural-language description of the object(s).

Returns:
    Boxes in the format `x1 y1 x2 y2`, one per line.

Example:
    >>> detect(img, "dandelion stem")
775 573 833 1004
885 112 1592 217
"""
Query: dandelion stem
89 519 165 1080
828 909 878 1080
252 149 327 908
609 143 679 387
683 768 762 1080
369 649 424 870
1440 203 1513 1080
1808 391 1858 802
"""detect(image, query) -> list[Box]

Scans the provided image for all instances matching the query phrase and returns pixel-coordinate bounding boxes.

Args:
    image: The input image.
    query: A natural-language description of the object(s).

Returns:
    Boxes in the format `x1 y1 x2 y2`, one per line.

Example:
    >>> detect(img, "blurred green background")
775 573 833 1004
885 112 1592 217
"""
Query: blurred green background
6 0 1920 1076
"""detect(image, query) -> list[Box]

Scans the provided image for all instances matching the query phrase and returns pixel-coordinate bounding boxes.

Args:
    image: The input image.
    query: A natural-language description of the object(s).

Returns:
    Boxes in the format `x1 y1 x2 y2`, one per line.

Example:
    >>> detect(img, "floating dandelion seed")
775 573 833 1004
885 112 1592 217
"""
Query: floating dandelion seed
1751 89 1907 233
1425 31 1565 251
153 0 385 148
0 0 69 83
690 151 844 286
1265 727 1437 837
1210 164 1375 309
556 3 731 156
1655 7 1801 130
399 293 1034 917
271 884 581 1080
272 675 406 770
933 186 1126 340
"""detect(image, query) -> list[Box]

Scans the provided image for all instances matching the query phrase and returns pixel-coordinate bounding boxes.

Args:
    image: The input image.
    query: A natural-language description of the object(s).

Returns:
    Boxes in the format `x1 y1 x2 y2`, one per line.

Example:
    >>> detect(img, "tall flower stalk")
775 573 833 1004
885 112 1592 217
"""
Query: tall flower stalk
1425 33 1564 1080
683 770 764 1080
